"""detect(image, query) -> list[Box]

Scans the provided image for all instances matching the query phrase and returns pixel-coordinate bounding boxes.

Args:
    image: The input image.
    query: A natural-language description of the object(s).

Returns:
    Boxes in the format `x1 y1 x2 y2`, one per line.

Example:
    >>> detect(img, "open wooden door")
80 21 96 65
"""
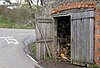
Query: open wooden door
35 17 55 60
71 11 95 64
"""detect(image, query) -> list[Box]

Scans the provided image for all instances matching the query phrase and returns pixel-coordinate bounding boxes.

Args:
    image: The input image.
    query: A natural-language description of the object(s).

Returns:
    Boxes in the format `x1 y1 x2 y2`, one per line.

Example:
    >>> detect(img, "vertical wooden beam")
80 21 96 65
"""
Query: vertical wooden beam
52 18 56 58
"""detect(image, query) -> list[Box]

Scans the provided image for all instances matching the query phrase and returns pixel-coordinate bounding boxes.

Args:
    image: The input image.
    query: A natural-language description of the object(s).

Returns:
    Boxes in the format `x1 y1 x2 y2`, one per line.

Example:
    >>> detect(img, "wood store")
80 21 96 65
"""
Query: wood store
51 2 95 65
35 1 100 66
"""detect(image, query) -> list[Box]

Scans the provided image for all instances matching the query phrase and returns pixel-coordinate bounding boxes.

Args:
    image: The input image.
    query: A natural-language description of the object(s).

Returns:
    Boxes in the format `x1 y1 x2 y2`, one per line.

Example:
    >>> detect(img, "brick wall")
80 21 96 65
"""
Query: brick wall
95 7 100 65
51 2 96 14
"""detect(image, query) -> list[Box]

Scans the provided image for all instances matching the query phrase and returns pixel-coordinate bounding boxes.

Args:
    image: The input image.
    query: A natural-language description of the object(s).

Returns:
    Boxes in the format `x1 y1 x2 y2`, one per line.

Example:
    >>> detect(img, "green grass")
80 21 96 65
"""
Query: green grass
14 23 35 29
0 22 15 28
89 64 99 68
31 43 36 55
0 14 35 29
28 43 36 56
0 22 35 29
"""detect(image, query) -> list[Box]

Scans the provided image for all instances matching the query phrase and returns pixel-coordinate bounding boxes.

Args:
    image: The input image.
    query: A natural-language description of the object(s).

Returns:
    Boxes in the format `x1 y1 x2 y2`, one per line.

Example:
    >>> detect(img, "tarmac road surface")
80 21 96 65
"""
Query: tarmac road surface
0 28 41 68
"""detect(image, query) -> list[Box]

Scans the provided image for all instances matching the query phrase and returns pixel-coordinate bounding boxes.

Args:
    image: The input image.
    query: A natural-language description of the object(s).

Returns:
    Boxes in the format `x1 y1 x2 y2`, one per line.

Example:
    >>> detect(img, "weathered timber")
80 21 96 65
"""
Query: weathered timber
71 11 94 63
36 38 53 43
35 0 99 66
36 22 51 58
35 17 54 60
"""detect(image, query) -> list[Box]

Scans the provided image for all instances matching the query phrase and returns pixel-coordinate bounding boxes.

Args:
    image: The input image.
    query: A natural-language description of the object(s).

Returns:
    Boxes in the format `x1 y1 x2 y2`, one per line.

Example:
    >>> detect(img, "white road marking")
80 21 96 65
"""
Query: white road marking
4 37 11 44
26 54 44 68
26 54 38 63
0 36 19 44
7 36 19 44
0 37 11 44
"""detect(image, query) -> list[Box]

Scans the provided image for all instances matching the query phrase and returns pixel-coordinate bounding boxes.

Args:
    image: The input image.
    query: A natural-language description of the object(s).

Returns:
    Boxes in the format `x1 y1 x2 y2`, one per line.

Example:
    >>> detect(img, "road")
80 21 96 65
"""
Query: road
0 28 40 68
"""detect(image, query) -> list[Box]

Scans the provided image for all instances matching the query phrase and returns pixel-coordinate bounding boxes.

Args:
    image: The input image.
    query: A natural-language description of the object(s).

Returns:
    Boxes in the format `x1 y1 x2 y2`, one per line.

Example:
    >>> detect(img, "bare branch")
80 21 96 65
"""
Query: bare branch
4 0 11 4
25 0 33 9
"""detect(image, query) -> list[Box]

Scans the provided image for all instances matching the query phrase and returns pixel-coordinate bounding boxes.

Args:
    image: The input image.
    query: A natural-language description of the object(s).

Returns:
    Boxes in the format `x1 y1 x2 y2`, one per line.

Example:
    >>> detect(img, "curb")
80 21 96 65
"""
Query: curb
24 46 44 68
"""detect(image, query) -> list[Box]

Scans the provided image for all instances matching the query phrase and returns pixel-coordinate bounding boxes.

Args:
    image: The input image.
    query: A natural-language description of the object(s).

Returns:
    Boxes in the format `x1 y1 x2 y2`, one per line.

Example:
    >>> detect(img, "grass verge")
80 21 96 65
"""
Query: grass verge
89 64 99 68
0 22 35 29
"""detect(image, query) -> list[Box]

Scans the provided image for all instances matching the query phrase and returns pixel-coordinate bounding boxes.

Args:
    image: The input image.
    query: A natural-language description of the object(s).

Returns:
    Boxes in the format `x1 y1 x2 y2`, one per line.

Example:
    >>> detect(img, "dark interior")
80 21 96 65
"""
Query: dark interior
55 16 71 61
57 16 70 37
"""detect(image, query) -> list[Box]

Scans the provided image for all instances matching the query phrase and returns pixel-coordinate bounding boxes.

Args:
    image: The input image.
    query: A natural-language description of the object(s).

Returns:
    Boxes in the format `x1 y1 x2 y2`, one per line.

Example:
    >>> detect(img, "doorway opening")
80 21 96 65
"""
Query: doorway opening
55 16 71 62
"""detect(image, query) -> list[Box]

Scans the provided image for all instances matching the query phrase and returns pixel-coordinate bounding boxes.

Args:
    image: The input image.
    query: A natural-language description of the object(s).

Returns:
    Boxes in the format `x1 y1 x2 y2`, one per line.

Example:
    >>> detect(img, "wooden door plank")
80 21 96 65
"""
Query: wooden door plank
89 18 94 63
36 22 52 58
71 11 94 63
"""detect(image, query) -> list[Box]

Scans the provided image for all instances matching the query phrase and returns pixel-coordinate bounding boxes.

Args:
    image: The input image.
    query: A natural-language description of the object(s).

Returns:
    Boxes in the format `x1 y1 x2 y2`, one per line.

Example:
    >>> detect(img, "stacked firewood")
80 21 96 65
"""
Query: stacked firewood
57 36 71 62
60 43 71 62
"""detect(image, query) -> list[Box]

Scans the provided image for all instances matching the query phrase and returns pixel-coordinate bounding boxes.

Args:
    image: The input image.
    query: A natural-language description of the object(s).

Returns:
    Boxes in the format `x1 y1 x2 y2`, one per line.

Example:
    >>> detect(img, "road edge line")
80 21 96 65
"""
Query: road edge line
26 54 38 63
26 54 44 68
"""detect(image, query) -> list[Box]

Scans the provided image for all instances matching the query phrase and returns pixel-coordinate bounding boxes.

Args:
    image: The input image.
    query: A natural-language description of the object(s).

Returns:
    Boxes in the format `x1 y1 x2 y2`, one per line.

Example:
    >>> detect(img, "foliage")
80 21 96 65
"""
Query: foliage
0 0 42 29
0 22 35 29
31 43 36 56
0 2 37 29
11 7 33 23
0 14 12 23
0 14 35 29
14 23 35 29
89 64 99 68
4 0 11 4
28 42 36 57
46 56 55 62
